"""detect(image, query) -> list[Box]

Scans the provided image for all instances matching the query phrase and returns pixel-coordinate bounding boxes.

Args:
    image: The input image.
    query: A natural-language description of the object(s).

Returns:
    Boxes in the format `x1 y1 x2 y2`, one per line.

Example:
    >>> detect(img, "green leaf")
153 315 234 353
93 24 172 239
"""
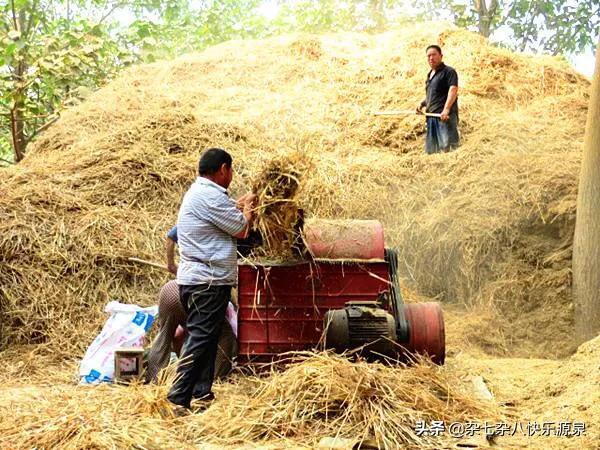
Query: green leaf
4 43 17 56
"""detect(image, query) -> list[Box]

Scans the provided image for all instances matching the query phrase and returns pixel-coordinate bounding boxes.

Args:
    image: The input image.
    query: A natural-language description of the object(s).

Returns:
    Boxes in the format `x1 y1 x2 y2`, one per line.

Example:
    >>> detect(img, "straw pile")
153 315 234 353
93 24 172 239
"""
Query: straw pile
0 352 500 449
0 23 590 359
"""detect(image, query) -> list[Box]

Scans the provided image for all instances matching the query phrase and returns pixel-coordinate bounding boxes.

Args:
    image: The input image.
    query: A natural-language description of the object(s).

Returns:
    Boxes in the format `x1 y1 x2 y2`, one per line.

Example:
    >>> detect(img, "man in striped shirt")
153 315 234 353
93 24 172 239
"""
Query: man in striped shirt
167 147 255 411
146 225 261 385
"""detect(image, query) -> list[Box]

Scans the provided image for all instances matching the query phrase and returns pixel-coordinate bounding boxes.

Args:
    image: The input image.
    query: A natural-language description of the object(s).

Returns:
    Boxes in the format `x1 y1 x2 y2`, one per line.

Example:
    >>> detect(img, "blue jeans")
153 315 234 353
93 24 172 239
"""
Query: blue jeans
425 113 459 154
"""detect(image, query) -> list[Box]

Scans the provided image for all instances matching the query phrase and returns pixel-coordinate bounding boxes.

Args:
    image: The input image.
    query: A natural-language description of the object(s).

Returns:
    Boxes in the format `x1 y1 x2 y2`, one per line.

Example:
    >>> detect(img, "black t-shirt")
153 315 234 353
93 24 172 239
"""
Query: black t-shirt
423 63 458 114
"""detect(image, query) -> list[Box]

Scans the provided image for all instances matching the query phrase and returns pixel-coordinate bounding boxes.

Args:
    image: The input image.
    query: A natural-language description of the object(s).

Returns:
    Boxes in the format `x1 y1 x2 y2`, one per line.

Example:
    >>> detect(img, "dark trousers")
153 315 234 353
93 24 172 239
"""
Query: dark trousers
167 284 231 408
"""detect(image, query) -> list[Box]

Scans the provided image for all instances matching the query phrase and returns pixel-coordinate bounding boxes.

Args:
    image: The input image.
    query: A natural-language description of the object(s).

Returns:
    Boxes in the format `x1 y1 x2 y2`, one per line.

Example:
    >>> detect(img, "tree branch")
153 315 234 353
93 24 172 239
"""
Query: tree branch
28 114 59 140
0 112 54 120
489 0 498 18
0 156 15 165
24 0 39 37
480 0 487 16
10 0 18 30
99 2 126 24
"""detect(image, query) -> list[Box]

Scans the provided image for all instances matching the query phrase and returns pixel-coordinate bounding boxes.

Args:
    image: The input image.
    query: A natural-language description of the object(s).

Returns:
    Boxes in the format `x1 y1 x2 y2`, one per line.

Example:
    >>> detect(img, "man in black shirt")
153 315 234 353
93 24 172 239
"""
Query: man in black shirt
417 45 460 154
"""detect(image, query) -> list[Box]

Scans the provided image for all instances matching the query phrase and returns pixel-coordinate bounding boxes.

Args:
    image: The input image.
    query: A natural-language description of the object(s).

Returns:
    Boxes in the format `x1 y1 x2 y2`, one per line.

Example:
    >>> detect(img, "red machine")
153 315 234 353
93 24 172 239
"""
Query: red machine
236 220 445 365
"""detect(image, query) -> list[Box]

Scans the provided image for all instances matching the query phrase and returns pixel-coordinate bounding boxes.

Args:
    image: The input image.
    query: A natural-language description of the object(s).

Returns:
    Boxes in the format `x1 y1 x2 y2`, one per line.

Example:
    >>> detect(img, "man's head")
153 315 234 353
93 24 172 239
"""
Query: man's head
198 147 233 188
426 45 443 70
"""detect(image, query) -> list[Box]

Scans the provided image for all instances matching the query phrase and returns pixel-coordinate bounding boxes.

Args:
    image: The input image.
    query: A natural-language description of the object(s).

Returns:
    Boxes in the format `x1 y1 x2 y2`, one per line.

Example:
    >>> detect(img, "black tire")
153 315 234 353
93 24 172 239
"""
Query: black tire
215 319 237 379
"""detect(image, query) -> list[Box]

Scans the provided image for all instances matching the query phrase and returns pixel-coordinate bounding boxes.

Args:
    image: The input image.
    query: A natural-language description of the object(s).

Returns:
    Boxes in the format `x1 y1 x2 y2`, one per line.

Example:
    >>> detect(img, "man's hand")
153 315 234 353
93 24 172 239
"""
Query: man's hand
236 192 256 210
416 104 424 115
441 86 457 122
243 194 257 218
246 193 257 208
234 193 258 239
236 193 250 210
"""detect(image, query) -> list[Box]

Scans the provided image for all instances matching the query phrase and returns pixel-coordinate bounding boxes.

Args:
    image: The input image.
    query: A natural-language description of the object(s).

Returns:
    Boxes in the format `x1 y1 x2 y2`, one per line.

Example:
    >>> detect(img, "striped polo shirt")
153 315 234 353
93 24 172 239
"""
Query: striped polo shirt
176 177 247 286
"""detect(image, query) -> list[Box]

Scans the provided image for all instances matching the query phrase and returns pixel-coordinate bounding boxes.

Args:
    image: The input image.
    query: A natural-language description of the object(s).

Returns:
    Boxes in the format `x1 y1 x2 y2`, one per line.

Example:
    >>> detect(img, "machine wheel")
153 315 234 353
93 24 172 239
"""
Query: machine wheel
403 302 445 364
215 320 237 379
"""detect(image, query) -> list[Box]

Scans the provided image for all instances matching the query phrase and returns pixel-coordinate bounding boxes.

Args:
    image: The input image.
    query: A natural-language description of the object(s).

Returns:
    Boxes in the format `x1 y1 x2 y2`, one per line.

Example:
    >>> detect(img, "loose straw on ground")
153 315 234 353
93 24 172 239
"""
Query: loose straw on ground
0 351 502 449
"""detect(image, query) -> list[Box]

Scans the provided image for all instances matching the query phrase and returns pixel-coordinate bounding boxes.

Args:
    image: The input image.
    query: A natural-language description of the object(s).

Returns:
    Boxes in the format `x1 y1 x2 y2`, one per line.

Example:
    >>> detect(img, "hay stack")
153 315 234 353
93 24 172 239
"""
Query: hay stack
0 23 590 358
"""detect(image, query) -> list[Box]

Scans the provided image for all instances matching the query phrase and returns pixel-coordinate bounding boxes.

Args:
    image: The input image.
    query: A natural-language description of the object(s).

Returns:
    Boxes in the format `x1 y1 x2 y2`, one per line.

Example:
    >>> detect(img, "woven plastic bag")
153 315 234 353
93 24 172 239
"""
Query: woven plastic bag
79 301 158 384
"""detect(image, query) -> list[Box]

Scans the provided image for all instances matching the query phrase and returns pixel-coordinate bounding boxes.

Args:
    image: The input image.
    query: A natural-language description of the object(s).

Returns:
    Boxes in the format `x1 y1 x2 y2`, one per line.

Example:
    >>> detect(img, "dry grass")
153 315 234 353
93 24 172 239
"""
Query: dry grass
0 351 501 449
0 23 589 360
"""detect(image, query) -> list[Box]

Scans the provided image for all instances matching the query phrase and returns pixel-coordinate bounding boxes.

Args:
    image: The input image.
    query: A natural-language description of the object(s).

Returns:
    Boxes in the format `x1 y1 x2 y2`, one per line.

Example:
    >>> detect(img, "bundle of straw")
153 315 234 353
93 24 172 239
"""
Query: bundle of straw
250 153 311 259
196 352 499 448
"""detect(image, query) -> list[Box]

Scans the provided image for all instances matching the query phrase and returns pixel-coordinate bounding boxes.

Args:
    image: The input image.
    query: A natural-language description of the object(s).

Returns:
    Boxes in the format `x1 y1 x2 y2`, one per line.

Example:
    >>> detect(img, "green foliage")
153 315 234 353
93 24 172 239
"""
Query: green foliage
504 0 600 55
0 0 136 162
413 0 497 31
414 0 600 55
270 0 405 33
271 0 360 32
121 0 269 63
0 0 272 162
0 139 12 165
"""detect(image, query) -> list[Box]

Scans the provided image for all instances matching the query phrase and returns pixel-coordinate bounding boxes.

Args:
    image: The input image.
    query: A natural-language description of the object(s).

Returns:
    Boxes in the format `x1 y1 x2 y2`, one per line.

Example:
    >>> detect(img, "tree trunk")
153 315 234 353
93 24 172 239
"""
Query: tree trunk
369 0 385 31
474 0 498 38
573 43 600 343
9 5 29 162
10 78 27 162
478 18 491 37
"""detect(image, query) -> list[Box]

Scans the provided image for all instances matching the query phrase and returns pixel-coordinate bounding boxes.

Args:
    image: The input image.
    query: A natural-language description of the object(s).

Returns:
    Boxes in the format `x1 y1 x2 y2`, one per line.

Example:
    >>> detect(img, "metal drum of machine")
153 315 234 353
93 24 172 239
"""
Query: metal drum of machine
236 219 445 365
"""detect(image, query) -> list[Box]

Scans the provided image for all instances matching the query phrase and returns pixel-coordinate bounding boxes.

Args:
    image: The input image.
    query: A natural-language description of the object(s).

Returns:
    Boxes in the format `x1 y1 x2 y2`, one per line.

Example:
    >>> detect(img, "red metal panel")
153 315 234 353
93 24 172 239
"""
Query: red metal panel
237 260 390 362
237 265 269 356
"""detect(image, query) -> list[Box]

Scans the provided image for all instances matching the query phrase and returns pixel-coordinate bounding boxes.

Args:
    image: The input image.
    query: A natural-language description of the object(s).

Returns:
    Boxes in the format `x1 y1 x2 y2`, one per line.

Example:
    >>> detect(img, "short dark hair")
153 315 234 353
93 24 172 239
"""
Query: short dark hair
426 45 442 55
198 147 232 175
